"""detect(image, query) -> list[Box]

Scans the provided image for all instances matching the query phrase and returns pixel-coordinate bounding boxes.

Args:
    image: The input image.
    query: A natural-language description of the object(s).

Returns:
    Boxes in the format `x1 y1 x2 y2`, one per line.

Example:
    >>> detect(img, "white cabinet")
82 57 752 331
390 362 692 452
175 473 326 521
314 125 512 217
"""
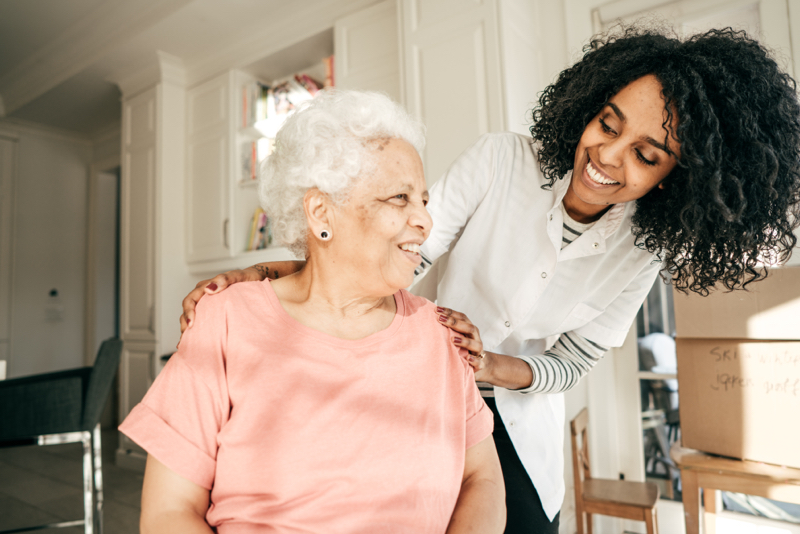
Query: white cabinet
335 0 402 101
185 2 403 274
185 70 297 273
400 0 539 186
186 75 230 263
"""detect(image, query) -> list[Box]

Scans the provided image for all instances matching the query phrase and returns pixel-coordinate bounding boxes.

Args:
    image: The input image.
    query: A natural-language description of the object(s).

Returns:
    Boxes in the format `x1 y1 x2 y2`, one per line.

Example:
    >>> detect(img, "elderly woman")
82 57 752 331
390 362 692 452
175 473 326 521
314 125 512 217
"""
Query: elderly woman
120 90 504 534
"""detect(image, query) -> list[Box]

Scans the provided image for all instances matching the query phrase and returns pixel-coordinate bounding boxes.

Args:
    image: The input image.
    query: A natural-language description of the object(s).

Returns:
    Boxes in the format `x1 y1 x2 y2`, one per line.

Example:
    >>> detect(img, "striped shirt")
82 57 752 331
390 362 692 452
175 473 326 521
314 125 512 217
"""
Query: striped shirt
418 204 609 398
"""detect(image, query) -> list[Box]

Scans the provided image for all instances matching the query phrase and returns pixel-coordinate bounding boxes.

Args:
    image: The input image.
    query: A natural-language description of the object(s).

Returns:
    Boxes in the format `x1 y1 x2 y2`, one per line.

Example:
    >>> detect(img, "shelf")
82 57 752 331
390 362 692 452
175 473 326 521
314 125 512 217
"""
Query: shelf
238 125 265 140
188 247 296 276
638 371 678 380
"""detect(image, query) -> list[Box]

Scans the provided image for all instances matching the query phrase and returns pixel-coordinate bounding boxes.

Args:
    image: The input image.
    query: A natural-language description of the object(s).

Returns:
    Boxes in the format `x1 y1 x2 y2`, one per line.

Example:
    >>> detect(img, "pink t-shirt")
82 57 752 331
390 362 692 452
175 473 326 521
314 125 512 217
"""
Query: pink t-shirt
120 280 493 533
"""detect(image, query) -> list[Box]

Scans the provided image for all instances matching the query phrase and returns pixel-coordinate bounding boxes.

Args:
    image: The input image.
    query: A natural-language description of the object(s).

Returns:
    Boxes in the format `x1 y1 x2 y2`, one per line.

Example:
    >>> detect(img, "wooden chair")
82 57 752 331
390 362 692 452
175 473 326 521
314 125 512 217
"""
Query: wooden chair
570 408 660 534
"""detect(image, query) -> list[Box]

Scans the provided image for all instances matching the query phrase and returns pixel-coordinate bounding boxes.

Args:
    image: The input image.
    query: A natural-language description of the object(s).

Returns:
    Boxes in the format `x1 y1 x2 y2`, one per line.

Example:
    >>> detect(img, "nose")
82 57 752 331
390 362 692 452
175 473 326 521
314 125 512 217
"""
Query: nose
597 137 625 168
410 200 433 239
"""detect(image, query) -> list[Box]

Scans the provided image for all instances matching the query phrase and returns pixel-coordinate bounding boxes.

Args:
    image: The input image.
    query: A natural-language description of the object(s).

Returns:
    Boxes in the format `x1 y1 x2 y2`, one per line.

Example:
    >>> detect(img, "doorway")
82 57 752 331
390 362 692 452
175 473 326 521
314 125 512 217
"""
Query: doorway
0 135 16 378
86 158 121 427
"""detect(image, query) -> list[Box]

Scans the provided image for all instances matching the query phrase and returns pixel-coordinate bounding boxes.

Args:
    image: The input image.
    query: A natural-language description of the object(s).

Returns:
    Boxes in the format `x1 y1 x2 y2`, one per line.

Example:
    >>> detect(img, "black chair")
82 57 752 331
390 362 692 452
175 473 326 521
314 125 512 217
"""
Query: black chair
0 337 123 534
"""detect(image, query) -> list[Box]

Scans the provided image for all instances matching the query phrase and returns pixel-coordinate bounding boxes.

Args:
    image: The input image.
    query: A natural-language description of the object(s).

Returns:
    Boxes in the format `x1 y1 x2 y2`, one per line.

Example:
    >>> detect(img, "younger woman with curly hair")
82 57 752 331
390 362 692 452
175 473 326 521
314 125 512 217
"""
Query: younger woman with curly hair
179 27 800 533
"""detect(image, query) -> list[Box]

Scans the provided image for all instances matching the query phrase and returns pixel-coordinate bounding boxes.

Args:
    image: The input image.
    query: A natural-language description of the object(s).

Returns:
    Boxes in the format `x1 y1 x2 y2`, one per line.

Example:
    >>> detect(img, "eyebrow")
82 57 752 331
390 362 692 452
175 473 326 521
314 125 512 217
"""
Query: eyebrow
606 102 673 156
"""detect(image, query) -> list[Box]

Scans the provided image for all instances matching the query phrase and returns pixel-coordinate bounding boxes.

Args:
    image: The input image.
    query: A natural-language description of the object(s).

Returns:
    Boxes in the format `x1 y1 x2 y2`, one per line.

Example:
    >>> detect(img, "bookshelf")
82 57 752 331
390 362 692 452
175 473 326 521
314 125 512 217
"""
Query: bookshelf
186 30 333 274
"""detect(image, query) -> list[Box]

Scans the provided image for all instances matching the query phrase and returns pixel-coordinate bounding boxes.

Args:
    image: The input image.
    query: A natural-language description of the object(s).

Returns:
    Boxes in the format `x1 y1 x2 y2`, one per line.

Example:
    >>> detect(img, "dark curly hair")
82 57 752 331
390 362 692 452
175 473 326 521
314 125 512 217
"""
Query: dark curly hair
530 26 800 294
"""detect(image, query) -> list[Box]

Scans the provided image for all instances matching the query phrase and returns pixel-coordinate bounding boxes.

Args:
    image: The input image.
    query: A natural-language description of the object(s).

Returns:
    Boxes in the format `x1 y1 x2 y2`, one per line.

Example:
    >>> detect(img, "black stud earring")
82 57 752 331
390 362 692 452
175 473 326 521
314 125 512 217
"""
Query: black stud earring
320 230 331 241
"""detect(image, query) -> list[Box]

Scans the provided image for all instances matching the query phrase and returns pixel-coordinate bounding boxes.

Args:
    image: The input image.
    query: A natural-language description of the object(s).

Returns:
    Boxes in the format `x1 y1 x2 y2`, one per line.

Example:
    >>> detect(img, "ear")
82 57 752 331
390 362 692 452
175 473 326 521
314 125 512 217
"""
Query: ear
303 188 333 241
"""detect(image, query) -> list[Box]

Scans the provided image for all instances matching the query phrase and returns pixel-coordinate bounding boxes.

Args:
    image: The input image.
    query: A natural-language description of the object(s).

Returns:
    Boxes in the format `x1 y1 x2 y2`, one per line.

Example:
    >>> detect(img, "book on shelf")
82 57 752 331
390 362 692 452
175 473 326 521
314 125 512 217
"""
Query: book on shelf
240 141 256 182
240 139 275 183
247 207 271 251
240 66 328 130
239 57 332 170
323 55 334 88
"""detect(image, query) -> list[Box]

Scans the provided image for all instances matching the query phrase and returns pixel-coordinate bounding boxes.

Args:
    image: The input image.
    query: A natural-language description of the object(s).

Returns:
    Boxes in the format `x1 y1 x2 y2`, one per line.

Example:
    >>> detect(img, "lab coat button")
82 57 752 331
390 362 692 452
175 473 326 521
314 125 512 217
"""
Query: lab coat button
593 242 599 248
541 272 547 278
549 214 553 221
504 321 511 327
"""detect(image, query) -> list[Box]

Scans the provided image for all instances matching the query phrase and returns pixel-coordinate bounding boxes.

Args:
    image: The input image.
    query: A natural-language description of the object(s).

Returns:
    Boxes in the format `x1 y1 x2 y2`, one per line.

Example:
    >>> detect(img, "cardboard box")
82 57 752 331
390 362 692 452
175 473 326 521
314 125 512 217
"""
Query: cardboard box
673 266 800 340
677 338 800 468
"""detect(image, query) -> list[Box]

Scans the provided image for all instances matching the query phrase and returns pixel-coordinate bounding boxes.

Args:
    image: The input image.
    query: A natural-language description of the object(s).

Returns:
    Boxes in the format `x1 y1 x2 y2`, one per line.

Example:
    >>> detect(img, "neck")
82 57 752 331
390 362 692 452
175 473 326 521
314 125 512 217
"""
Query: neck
280 254 395 319
562 184 611 224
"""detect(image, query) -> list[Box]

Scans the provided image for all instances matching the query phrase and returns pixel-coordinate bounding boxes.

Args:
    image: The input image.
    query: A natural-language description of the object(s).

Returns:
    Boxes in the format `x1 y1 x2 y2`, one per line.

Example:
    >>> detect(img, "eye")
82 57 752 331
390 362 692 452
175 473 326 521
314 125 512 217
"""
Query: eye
422 198 429 207
635 149 656 167
388 193 409 204
599 117 616 135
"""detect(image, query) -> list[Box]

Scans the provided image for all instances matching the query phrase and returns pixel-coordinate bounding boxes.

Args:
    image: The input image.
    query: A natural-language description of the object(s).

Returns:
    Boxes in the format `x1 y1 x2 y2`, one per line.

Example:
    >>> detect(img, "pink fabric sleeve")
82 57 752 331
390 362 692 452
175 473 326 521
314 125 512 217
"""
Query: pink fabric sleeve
460 347 494 449
118 297 230 490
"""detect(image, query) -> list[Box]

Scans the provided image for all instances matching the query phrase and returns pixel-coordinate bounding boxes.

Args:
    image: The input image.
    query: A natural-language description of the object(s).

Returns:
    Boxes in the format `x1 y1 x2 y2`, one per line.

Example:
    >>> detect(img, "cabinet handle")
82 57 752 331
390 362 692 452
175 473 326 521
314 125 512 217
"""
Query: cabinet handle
223 218 229 249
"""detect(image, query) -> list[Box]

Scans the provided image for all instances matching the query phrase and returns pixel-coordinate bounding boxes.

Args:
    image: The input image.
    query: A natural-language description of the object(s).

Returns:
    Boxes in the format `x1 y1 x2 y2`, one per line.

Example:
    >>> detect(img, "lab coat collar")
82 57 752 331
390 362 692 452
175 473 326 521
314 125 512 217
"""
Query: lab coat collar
548 170 628 240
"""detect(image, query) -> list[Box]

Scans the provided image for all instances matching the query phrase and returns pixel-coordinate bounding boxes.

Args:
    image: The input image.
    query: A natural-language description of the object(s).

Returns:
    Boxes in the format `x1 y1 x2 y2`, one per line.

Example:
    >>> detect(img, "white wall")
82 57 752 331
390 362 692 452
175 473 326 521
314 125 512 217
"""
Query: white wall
2 122 92 377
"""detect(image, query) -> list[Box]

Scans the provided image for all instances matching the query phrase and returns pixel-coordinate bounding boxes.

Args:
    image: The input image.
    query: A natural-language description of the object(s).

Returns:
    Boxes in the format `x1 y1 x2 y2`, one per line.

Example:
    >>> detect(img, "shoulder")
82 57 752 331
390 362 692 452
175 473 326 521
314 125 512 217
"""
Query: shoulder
399 289 436 313
398 290 447 335
188 280 270 337
397 291 465 350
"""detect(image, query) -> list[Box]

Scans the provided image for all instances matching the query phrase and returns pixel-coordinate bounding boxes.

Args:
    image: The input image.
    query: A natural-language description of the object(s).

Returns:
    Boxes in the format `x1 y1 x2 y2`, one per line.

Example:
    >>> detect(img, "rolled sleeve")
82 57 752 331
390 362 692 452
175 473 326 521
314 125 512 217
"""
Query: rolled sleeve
120 401 217 489
119 296 230 489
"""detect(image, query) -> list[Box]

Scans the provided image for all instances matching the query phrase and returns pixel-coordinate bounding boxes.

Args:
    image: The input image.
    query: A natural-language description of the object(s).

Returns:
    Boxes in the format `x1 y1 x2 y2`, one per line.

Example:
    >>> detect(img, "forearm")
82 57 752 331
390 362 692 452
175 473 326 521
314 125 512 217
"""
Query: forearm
478 332 608 393
446 475 506 534
249 260 306 280
479 352 534 390
521 332 608 393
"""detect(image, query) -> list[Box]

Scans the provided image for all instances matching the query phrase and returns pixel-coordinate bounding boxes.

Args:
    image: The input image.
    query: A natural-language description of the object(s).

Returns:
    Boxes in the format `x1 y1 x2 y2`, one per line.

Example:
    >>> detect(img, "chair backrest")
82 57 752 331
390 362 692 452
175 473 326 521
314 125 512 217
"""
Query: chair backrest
81 337 123 429
570 407 592 498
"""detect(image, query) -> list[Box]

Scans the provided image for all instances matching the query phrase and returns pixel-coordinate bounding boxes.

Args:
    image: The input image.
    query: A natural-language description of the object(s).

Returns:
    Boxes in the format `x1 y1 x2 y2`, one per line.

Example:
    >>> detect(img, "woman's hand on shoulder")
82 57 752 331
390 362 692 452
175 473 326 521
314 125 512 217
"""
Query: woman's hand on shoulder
436 307 492 379
178 266 266 344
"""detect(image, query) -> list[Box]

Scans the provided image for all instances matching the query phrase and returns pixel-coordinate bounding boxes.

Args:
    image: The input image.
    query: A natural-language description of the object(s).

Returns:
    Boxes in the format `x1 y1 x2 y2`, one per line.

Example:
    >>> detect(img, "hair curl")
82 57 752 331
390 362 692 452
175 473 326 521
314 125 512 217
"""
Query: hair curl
259 89 425 258
530 26 800 294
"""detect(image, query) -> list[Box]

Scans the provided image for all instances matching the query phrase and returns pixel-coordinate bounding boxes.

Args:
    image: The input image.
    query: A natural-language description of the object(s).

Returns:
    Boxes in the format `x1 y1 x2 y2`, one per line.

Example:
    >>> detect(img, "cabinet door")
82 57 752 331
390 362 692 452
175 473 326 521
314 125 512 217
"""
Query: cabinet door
120 90 156 342
400 0 505 186
335 0 402 103
186 75 231 263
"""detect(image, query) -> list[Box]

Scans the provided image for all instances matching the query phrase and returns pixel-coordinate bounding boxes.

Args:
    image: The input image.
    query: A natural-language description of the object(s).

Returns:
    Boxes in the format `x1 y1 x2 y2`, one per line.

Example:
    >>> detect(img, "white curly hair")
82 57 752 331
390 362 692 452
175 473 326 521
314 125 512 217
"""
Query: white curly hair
259 89 426 258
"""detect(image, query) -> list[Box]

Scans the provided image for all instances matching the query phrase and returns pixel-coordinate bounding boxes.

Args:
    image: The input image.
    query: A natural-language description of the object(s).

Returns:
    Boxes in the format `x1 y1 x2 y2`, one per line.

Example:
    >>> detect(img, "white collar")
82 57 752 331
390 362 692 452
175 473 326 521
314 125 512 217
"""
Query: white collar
549 170 628 239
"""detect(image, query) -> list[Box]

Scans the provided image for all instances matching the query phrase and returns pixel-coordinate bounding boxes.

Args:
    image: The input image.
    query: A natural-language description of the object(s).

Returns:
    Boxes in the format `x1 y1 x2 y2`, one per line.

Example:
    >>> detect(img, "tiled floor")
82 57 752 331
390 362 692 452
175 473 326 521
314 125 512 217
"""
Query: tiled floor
0 430 142 533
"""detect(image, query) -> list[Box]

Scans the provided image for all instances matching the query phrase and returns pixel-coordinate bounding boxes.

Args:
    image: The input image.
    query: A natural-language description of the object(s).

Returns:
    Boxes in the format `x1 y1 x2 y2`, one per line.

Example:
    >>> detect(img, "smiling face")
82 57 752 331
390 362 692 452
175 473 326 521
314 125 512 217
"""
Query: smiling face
567 74 682 223
330 138 432 294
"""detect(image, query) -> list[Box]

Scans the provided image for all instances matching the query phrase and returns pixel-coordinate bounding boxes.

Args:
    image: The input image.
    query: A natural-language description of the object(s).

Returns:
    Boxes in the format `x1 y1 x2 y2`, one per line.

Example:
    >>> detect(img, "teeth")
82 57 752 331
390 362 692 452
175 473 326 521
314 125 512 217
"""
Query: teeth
586 161 619 185
399 243 420 254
